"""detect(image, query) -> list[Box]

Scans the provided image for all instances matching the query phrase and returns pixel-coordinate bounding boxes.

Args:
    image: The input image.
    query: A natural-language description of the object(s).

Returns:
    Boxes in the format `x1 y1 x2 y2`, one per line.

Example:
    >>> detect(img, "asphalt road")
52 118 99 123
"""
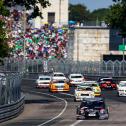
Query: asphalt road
1 79 126 126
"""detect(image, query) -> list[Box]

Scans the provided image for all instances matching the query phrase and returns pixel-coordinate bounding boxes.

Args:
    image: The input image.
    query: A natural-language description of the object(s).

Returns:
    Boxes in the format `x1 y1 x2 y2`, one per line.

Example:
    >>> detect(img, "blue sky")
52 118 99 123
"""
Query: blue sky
69 0 114 11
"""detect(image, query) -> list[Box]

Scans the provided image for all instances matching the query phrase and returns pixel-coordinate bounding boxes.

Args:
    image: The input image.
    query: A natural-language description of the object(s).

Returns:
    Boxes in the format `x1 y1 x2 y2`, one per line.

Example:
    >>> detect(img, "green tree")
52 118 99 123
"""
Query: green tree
0 0 10 58
4 0 51 18
106 0 126 37
69 4 90 22
90 8 110 22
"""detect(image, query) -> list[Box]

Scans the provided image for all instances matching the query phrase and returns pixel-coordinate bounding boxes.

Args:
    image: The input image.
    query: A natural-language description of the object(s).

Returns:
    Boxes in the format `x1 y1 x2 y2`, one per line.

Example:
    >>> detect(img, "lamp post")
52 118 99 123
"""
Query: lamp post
23 8 26 73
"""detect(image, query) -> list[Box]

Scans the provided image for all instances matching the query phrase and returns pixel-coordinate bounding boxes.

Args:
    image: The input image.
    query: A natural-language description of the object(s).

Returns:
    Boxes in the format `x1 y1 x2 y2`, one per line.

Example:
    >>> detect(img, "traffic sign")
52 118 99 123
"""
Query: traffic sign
119 45 126 51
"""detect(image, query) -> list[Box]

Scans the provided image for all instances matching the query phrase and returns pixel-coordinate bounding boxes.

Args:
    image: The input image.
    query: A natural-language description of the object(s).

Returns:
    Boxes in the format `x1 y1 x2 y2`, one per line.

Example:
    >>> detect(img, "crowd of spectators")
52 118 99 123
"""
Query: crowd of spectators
7 9 68 60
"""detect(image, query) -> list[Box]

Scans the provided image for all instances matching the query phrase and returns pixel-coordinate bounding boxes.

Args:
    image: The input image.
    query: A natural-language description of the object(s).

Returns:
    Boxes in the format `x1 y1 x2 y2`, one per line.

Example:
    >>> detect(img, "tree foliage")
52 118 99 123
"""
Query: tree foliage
106 0 126 37
4 0 51 18
69 4 90 22
89 8 110 22
0 0 10 58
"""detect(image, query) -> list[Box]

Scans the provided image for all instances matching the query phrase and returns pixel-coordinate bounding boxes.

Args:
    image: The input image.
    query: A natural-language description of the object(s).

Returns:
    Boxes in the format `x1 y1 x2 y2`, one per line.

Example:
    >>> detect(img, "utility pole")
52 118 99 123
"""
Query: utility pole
23 8 26 73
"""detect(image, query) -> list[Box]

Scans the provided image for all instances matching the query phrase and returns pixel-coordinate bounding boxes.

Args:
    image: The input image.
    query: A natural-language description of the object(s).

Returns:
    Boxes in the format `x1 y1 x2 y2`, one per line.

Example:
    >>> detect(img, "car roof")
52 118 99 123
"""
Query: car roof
119 81 126 83
38 75 51 78
53 72 64 74
82 97 104 102
84 81 97 83
70 73 83 76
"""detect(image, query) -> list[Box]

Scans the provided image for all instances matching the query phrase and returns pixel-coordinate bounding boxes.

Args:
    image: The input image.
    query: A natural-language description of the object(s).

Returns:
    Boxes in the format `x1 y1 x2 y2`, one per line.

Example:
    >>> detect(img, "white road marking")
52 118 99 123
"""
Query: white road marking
69 120 83 126
27 91 68 126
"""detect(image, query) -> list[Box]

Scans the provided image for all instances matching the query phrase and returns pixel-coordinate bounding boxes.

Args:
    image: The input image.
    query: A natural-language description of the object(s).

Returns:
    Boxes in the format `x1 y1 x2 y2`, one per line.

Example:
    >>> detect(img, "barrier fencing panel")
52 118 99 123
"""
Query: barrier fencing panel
0 73 22 105
3 58 126 77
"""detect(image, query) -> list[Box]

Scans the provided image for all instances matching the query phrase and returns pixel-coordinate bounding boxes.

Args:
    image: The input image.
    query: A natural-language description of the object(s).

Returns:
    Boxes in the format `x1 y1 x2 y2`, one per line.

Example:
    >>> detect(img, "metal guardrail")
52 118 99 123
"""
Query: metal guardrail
0 96 24 123
0 72 24 122
0 73 22 105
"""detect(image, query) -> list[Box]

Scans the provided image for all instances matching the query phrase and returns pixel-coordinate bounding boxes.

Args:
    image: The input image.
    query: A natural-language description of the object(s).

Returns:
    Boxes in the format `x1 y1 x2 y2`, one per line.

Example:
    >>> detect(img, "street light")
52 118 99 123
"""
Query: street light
23 8 27 73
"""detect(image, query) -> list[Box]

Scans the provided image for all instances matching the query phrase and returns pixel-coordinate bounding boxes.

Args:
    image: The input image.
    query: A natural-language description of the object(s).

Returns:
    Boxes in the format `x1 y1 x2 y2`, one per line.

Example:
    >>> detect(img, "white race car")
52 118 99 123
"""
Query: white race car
117 81 126 96
69 73 85 86
74 85 94 101
83 81 101 97
36 75 51 88
51 72 67 81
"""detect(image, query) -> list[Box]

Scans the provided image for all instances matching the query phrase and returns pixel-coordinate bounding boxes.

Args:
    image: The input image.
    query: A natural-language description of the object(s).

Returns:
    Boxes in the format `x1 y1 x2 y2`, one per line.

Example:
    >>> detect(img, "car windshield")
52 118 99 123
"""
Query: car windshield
77 86 92 91
80 100 105 109
54 74 64 77
92 84 98 87
71 75 82 78
54 80 65 83
39 78 50 80
120 83 126 87
101 79 113 82
83 83 98 87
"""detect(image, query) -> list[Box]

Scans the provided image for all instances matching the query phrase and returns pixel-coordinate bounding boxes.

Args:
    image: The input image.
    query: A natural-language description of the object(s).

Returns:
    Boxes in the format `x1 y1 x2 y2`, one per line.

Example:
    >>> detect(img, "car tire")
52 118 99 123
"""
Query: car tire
49 89 52 93
74 98 77 102
117 92 120 97
76 117 80 120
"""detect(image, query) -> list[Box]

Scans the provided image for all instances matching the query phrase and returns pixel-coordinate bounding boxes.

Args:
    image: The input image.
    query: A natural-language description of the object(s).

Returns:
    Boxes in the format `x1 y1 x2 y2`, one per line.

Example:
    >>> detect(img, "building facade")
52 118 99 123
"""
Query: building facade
34 0 68 28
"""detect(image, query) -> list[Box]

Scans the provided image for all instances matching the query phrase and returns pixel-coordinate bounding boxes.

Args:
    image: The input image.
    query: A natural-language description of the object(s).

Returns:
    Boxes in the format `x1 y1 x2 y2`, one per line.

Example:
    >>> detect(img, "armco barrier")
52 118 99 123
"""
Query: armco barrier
0 96 24 123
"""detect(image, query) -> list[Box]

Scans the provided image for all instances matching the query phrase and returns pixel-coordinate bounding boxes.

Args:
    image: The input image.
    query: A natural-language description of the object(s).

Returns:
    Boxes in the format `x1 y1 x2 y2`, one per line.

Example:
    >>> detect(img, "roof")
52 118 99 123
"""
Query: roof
84 81 97 83
38 75 51 78
53 72 64 75
119 81 126 83
69 73 83 76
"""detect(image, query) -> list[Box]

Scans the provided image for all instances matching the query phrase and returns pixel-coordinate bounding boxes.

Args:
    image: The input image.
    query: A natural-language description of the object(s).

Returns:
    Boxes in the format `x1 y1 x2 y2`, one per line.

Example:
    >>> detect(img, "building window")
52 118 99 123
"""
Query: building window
48 12 55 24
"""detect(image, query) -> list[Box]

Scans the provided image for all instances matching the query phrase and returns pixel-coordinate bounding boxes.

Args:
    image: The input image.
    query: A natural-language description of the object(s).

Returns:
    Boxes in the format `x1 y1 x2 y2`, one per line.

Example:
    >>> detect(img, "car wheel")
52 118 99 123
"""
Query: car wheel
76 117 80 120
74 98 77 102
49 89 52 93
117 92 120 97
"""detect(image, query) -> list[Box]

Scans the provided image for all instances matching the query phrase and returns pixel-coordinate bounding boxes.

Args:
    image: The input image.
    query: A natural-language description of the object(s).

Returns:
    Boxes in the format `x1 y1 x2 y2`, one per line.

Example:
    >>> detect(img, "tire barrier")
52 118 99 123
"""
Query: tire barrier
0 96 24 123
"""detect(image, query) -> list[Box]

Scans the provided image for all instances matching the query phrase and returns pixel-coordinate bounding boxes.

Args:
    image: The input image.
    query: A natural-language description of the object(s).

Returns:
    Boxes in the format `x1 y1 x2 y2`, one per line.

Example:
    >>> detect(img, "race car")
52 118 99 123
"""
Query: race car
51 72 67 81
117 81 126 96
74 85 95 102
98 78 117 90
83 81 101 97
36 75 51 88
49 80 69 92
76 97 109 120
69 73 85 86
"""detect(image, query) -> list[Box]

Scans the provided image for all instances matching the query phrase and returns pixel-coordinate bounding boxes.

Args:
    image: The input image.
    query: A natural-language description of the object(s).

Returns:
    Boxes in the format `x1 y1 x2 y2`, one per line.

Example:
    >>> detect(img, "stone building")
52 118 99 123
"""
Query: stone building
34 0 69 28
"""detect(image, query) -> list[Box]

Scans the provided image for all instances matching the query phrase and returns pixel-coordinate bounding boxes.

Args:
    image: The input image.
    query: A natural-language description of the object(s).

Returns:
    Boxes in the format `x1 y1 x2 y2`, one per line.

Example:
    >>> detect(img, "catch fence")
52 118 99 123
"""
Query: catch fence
3 58 126 77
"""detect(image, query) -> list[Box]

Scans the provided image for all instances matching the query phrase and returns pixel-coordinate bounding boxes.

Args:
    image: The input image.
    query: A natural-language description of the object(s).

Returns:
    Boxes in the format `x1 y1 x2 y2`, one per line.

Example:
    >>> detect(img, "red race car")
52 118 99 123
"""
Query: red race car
98 78 117 90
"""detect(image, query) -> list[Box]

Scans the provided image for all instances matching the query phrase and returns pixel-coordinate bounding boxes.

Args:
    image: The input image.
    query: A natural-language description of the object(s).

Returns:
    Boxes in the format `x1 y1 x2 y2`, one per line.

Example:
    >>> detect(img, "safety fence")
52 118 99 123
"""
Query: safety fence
3 58 126 77
0 72 24 122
